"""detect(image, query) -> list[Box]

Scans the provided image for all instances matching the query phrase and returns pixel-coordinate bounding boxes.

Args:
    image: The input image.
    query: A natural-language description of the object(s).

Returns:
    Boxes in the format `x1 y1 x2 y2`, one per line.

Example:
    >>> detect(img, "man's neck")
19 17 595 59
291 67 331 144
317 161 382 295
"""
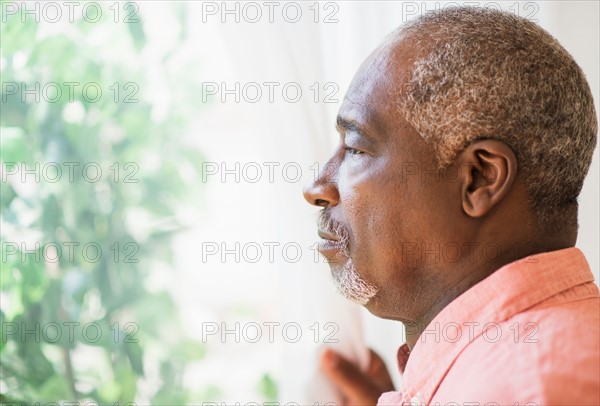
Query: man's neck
403 237 576 351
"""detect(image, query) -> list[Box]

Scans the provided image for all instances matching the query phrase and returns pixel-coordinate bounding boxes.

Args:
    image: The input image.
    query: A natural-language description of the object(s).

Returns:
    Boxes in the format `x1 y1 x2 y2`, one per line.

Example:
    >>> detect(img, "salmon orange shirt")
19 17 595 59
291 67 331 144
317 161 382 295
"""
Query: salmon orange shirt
377 247 600 405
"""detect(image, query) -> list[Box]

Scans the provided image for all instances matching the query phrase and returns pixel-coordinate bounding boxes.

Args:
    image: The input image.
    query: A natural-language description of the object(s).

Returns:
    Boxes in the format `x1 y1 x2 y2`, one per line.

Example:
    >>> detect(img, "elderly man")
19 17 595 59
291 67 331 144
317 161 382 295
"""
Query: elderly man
303 7 599 405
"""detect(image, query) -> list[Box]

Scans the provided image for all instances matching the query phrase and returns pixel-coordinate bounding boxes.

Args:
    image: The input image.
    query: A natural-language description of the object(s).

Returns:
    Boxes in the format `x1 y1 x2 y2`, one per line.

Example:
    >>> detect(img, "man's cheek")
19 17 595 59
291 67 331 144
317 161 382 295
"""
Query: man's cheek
337 159 380 186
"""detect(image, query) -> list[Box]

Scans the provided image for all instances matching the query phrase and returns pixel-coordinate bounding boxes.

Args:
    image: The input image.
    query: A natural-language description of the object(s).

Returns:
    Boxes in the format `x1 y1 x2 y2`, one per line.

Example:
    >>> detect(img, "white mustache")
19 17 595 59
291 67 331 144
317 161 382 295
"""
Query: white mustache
318 209 350 257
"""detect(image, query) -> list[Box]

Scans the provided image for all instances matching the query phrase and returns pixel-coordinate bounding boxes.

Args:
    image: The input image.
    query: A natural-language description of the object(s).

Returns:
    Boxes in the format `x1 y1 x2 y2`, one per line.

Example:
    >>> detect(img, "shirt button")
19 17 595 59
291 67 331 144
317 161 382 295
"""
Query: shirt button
409 394 422 405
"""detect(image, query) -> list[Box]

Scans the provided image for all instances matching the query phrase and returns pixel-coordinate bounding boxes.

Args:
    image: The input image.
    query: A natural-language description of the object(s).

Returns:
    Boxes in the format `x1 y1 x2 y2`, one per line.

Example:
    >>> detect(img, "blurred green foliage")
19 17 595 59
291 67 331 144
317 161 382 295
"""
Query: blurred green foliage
0 2 210 403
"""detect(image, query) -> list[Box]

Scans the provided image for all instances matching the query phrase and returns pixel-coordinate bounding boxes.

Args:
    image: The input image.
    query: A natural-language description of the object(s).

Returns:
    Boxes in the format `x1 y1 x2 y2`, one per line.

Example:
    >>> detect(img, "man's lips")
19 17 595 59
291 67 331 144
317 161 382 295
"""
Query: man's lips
318 229 339 241
317 229 346 259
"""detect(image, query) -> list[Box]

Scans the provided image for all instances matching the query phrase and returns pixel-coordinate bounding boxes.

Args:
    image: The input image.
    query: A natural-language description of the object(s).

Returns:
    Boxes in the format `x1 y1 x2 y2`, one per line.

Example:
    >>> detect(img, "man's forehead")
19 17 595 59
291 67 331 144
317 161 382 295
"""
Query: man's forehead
338 37 418 134
346 42 399 95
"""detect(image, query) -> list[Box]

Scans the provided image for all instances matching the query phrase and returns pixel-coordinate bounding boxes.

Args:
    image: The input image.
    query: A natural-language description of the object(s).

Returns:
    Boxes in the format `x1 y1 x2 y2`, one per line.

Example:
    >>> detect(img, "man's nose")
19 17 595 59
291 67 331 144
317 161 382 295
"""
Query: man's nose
303 164 340 208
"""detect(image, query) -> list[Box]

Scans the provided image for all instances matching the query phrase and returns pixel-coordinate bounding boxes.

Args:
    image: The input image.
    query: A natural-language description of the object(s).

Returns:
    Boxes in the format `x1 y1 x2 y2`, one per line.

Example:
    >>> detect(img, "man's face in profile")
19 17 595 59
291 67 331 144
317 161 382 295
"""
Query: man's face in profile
304 38 460 321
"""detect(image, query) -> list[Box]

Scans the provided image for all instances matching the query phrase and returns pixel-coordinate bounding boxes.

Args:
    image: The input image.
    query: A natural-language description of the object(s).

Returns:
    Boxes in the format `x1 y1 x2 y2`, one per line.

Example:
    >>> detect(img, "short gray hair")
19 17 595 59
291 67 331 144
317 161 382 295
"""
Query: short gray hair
397 7 597 229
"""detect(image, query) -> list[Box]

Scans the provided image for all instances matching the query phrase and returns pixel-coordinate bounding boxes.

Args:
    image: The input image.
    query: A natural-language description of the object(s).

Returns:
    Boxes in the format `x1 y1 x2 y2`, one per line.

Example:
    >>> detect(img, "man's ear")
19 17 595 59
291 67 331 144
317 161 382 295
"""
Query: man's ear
455 139 517 218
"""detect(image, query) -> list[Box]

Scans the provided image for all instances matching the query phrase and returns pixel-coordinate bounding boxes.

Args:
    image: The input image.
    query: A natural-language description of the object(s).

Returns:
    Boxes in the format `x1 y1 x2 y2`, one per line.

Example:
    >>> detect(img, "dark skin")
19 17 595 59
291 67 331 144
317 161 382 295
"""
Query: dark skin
303 36 578 405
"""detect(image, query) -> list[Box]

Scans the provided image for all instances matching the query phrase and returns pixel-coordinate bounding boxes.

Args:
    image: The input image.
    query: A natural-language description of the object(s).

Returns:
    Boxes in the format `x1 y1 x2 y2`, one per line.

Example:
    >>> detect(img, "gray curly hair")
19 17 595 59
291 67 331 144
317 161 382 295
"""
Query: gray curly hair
397 7 597 230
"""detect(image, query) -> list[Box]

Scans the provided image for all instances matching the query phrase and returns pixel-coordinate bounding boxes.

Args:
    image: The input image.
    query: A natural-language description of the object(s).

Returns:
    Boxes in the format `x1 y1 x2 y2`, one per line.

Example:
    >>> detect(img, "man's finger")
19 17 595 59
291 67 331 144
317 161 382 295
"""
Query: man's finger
319 348 383 404
366 349 395 392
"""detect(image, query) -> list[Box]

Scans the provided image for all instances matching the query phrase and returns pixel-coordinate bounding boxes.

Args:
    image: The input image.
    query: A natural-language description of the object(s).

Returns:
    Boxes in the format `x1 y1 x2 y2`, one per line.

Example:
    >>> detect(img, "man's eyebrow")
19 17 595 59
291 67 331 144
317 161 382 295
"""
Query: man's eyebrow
336 117 373 142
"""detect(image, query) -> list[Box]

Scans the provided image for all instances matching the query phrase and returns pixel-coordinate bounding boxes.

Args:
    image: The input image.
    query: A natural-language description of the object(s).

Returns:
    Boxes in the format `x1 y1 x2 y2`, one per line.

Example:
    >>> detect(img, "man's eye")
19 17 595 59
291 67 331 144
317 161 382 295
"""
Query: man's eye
345 147 364 156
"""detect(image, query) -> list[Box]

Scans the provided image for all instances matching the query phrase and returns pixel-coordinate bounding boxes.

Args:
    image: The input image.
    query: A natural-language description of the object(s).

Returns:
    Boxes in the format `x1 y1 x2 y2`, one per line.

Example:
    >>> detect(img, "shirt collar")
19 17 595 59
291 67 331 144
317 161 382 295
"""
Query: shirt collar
396 247 594 404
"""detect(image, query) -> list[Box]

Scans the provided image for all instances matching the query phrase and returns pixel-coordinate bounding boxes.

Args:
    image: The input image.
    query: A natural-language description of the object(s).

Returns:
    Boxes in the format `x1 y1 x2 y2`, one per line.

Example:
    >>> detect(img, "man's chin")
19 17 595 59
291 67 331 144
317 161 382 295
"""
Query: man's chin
324 251 351 267
345 291 377 306
330 257 379 306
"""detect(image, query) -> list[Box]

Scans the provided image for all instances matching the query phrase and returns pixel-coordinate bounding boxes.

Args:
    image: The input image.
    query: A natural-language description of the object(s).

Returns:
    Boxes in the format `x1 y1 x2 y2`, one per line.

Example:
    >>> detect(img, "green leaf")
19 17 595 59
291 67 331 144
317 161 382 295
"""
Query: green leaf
0 182 17 208
0 127 32 163
127 18 146 52
0 12 38 55
258 373 278 402
124 341 144 376
37 373 73 402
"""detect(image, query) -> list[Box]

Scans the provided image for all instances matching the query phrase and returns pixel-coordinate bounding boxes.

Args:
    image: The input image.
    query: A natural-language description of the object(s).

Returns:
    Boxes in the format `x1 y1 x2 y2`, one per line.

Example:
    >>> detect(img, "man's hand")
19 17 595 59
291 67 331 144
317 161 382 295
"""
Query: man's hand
319 347 395 406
